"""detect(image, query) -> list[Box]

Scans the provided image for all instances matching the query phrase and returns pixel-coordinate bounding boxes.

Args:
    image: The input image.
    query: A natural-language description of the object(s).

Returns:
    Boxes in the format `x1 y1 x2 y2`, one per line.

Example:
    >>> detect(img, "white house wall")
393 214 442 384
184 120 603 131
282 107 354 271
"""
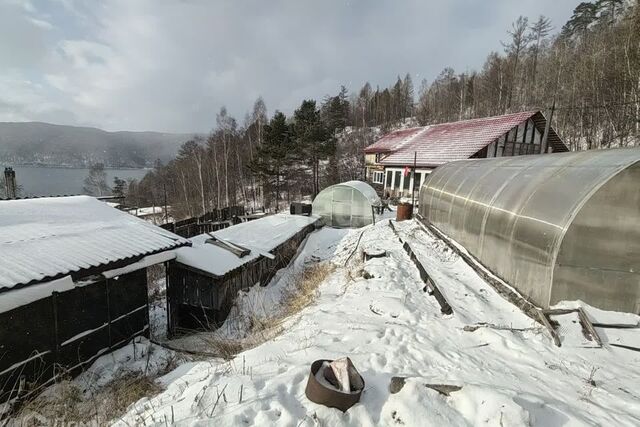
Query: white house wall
383 167 432 197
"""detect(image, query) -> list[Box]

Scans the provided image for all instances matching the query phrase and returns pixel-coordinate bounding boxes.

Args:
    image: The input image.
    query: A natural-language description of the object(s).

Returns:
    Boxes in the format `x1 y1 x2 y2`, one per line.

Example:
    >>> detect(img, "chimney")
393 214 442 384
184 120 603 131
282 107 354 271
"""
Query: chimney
4 167 17 199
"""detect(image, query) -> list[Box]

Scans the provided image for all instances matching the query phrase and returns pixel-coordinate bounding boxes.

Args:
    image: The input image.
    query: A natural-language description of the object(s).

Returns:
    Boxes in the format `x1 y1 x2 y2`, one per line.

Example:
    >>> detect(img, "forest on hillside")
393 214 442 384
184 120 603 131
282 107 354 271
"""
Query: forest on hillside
122 0 639 219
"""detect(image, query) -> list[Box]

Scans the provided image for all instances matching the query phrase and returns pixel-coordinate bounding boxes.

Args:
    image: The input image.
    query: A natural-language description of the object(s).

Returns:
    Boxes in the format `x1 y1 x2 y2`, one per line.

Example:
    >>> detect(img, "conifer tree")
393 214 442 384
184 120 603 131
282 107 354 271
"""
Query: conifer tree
293 100 334 197
250 111 292 211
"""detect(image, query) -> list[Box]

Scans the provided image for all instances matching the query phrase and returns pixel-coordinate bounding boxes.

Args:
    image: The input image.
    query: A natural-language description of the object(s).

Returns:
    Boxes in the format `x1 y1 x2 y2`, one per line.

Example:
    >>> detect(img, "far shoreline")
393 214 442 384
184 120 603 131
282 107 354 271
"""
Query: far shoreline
5 164 153 171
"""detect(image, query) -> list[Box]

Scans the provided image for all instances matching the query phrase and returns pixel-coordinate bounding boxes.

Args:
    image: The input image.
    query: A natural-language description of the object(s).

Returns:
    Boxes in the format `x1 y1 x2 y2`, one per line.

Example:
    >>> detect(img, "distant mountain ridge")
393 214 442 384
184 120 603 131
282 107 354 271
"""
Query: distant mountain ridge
0 121 197 168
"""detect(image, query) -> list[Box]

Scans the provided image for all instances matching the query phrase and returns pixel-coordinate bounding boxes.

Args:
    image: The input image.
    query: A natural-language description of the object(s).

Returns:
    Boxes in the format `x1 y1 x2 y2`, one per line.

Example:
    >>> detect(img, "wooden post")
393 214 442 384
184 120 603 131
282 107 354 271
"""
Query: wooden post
52 291 60 363
541 100 555 154
519 120 528 156
105 279 113 348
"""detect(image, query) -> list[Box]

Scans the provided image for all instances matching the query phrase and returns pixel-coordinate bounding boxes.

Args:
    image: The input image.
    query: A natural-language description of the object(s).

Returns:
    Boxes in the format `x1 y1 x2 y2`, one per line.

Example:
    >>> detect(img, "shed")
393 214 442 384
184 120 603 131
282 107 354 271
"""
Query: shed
0 196 189 403
167 214 320 333
312 181 381 228
418 148 640 313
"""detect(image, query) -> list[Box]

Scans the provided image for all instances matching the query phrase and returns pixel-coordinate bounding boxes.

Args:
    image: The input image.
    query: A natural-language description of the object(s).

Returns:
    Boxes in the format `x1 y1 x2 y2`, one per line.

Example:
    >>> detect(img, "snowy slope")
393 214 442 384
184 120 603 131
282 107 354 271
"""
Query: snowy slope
20 219 640 426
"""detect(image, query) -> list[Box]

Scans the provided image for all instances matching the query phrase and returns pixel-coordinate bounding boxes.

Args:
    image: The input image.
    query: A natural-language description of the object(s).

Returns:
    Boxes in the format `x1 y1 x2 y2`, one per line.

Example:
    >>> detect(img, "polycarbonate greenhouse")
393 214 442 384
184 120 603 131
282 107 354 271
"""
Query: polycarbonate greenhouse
418 148 640 314
312 181 382 228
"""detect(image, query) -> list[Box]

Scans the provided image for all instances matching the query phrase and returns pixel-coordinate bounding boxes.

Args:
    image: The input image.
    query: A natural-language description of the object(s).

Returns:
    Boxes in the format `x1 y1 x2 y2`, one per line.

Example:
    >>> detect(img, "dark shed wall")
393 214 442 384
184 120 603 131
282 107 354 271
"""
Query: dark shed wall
0 269 149 403
167 222 316 334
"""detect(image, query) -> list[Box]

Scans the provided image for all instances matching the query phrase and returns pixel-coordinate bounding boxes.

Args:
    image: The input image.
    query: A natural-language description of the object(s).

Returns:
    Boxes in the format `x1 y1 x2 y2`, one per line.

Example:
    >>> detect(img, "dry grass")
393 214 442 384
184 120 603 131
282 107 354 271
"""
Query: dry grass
11 349 179 426
280 262 334 316
198 336 245 361
15 374 163 426
198 262 335 361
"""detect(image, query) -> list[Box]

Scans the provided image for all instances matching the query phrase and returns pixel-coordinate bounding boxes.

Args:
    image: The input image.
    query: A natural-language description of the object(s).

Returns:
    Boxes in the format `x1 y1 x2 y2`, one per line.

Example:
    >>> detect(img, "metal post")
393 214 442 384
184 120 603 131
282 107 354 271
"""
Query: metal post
411 151 417 206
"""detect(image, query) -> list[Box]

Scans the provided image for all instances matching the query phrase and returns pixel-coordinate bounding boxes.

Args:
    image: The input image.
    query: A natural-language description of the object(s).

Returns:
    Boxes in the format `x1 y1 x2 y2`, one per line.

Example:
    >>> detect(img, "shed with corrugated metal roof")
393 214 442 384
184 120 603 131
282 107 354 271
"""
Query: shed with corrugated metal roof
0 196 189 403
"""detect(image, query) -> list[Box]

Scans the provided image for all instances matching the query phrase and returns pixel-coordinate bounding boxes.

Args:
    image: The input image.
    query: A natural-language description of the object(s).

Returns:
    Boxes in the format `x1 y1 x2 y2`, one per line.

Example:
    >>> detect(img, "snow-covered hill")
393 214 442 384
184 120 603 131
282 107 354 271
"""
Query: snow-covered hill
16 219 640 426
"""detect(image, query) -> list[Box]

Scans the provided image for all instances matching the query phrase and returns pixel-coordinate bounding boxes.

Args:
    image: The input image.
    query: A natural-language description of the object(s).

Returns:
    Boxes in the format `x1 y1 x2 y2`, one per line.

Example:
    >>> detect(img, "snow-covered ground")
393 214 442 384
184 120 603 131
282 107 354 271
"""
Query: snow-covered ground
16 219 640 426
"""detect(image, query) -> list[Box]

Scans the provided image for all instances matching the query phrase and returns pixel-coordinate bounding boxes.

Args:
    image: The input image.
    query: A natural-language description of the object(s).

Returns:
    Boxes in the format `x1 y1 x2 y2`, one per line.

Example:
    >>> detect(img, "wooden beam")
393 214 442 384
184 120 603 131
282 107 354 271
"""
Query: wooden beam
577 307 603 347
541 101 555 154
388 220 453 315
519 120 528 156
538 309 562 347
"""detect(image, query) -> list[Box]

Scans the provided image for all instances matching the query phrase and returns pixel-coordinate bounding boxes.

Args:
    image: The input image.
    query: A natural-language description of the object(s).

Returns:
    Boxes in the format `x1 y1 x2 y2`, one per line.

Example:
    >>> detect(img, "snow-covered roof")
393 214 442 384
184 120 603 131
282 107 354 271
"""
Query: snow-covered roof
365 111 568 167
0 196 189 291
175 214 319 277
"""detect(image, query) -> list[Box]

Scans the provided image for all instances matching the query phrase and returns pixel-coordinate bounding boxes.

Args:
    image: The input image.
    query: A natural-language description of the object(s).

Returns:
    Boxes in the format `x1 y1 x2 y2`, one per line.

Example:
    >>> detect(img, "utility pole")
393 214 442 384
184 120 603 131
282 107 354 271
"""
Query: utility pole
541 100 555 154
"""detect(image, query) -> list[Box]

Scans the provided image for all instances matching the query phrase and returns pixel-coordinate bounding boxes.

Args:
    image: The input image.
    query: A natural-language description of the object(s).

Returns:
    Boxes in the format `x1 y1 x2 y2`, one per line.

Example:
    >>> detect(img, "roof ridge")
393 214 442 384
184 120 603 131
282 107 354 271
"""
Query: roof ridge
393 126 430 150
429 110 538 127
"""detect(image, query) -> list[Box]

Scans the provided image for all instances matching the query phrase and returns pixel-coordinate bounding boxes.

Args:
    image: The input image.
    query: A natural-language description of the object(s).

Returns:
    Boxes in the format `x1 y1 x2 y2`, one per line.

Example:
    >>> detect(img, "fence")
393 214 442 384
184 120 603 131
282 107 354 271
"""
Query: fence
0 269 149 404
160 206 246 238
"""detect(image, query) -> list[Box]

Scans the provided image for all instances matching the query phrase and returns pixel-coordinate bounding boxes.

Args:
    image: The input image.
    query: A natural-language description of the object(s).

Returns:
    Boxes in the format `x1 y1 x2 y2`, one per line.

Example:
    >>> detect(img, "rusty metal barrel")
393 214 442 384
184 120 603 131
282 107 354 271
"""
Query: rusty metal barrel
396 203 413 221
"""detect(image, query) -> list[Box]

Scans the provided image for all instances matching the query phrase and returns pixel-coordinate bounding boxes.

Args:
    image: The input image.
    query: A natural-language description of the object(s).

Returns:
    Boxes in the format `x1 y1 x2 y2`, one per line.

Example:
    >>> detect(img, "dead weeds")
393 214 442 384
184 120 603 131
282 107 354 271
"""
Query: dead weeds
199 262 335 361
280 262 334 316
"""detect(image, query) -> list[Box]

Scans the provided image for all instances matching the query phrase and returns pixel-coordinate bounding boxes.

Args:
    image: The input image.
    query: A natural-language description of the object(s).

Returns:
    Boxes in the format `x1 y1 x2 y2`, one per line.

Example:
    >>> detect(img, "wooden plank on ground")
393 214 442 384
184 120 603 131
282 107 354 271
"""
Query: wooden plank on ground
415 215 541 322
387 220 453 315
538 309 562 347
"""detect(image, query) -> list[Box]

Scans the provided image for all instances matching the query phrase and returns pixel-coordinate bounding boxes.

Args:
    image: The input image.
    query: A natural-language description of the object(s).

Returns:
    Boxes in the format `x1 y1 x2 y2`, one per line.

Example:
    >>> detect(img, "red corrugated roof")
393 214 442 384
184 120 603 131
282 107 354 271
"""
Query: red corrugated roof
365 111 567 167
364 127 425 153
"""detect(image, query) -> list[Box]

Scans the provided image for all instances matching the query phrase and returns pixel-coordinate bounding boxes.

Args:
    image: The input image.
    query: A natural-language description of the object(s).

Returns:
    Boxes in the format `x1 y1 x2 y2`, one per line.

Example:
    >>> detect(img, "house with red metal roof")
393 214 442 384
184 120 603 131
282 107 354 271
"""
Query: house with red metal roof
364 110 568 197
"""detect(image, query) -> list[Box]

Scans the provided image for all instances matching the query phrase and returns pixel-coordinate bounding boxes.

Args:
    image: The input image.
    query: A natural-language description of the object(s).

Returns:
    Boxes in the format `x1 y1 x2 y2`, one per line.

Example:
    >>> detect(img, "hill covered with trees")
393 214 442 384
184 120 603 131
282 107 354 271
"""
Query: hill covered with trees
127 0 639 218
0 121 195 168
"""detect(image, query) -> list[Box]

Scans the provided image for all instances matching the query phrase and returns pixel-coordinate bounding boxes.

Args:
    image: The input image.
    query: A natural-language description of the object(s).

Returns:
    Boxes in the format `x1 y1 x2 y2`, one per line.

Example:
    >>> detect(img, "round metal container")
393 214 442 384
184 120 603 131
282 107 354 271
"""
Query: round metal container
304 359 364 412
396 203 413 221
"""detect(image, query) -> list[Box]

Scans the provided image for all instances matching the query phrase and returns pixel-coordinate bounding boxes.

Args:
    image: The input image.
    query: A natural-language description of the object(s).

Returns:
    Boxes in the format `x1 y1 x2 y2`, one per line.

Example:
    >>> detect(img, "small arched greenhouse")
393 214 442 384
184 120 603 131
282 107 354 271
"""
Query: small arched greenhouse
312 181 382 228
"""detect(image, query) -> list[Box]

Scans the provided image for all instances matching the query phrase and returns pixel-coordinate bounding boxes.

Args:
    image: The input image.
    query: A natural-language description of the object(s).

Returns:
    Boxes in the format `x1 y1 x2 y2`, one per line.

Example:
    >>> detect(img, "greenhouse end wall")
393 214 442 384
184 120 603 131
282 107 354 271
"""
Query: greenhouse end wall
312 181 380 228
552 162 640 312
418 148 640 313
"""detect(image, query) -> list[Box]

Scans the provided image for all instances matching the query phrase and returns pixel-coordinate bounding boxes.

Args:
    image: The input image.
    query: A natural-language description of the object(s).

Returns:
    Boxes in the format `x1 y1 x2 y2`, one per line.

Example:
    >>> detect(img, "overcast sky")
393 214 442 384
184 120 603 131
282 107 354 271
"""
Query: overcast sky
1 0 579 133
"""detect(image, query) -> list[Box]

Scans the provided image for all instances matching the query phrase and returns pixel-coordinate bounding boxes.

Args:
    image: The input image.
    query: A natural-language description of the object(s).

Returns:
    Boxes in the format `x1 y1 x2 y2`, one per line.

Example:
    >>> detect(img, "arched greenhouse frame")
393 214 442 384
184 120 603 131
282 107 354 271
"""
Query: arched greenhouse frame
312 181 381 228
418 148 640 313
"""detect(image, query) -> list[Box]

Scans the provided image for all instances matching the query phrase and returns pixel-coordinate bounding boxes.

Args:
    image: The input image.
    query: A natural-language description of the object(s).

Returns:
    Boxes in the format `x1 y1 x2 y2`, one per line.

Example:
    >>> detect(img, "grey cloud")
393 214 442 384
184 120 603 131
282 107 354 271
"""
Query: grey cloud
0 0 578 133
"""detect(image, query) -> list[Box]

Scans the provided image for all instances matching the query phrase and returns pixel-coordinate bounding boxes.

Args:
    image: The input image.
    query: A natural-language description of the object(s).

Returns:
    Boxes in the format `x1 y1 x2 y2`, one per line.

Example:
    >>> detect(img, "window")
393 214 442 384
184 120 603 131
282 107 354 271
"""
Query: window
403 173 411 190
394 171 401 189
414 172 422 189
372 171 384 184
385 171 393 187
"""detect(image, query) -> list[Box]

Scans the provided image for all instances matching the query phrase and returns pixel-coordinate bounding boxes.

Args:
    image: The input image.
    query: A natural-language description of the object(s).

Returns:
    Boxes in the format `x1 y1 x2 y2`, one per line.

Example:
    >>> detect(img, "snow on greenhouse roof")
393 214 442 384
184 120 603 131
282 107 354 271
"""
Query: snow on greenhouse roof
0 196 189 291
175 213 319 277
365 111 568 167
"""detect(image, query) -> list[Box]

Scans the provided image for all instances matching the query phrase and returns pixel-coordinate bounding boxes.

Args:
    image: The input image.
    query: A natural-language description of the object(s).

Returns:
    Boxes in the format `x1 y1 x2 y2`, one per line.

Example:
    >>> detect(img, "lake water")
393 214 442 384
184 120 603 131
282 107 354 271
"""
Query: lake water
8 166 150 197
